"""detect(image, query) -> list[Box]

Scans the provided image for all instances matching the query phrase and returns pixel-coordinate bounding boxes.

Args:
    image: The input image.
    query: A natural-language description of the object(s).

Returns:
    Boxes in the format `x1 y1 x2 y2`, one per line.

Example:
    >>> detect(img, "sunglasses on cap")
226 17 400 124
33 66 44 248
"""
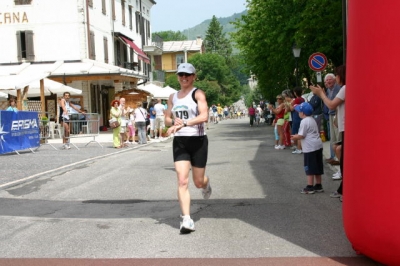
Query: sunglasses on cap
177 73 193 77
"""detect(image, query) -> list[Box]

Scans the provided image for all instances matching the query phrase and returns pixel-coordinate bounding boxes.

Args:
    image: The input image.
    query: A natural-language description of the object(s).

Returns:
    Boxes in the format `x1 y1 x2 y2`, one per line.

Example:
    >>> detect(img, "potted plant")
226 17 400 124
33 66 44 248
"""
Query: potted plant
41 116 48 125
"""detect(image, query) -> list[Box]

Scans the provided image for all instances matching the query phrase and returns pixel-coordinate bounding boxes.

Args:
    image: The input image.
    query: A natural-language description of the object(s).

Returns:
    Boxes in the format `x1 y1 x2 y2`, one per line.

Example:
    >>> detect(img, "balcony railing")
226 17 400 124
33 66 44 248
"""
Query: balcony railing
151 34 163 49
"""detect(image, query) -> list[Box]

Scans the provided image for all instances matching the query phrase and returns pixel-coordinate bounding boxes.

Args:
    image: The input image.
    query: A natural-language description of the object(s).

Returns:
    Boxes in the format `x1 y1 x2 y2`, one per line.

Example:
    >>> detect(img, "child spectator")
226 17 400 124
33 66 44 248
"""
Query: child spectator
291 102 324 194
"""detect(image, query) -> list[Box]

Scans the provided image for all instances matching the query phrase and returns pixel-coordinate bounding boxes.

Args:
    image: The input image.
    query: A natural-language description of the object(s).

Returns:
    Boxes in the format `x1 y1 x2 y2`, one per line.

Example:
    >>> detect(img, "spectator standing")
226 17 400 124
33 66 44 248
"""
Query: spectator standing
290 87 305 154
148 101 156 139
119 97 128 147
59 92 85 150
154 98 166 139
127 107 136 144
109 100 122 148
323 73 342 166
248 105 256 126
310 65 346 201
165 63 211 234
268 95 286 149
134 102 148 144
308 92 323 132
291 102 324 194
6 98 18 111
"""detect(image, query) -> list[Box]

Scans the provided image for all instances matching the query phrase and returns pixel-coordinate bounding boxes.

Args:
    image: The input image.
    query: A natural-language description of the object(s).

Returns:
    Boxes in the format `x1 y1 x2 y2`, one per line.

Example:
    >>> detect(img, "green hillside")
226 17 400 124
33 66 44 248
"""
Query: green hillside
181 10 247 40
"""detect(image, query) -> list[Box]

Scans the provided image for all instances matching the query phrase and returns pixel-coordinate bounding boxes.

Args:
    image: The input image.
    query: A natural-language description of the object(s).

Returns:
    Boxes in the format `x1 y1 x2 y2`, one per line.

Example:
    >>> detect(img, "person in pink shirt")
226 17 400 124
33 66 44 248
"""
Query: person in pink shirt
248 105 256 126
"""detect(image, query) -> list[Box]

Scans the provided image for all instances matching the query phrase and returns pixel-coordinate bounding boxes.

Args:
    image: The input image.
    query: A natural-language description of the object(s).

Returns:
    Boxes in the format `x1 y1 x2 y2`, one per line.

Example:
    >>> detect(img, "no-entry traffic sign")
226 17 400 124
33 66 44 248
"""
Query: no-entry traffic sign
308 52 328 71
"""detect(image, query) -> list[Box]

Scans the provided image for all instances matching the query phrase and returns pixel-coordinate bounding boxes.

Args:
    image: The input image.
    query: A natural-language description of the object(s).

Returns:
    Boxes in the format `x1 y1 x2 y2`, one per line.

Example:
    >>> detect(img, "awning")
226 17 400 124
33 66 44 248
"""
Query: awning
0 72 49 90
7 78 81 97
137 84 178 100
119 36 150 64
0 59 146 85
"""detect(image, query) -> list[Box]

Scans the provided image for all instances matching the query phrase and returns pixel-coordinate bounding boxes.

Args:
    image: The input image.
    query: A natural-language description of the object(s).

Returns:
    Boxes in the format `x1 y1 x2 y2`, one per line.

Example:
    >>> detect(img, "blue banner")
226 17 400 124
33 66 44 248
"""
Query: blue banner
0 111 40 154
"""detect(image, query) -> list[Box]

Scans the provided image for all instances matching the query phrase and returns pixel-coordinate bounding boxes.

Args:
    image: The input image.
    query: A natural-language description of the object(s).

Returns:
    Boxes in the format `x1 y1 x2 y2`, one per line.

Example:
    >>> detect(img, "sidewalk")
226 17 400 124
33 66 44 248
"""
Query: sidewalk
46 130 115 145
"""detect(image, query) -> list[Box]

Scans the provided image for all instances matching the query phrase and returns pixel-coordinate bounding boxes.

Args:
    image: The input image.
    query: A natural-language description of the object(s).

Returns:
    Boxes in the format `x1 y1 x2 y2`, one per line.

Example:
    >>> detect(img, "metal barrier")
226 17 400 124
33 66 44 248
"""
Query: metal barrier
39 112 58 150
67 113 102 149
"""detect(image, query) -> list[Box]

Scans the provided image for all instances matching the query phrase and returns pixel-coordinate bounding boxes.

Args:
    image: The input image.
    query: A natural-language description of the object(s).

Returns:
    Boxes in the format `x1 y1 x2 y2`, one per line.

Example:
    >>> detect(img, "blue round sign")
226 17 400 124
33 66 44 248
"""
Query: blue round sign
308 53 328 71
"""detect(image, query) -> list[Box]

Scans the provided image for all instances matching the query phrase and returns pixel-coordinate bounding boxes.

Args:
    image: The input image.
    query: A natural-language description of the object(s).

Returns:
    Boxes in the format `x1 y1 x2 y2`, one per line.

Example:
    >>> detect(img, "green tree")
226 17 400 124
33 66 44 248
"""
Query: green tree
163 53 241 106
152 31 187 41
164 74 180 90
231 0 343 102
204 16 233 61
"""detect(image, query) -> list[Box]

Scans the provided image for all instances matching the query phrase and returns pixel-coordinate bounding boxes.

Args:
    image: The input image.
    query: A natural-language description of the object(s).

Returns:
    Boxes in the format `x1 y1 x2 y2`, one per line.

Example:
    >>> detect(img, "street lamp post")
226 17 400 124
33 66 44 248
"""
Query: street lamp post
292 44 301 87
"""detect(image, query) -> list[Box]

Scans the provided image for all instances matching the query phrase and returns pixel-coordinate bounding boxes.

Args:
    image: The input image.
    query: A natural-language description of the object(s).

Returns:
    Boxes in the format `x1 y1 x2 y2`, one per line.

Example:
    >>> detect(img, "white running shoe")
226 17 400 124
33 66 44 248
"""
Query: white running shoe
61 144 71 150
202 178 212 199
274 145 280 149
292 149 302 154
278 145 286 149
332 171 342 180
180 217 195 234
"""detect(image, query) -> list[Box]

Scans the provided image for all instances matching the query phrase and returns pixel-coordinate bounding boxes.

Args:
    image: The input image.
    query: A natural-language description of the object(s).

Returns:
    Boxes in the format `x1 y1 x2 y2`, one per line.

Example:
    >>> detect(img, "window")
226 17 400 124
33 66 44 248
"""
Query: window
146 20 150 39
16 30 34 61
89 31 96 60
154 55 162 70
115 40 121 66
128 5 133 30
135 11 140 34
121 0 125 26
102 0 106 14
112 0 116 21
103 37 108 63
176 54 184 69
14 0 32 5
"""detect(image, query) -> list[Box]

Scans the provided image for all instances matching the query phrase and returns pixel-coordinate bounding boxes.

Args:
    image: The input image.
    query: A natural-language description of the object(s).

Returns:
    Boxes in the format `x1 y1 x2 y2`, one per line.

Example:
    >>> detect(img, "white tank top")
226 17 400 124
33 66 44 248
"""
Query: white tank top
172 88 206 136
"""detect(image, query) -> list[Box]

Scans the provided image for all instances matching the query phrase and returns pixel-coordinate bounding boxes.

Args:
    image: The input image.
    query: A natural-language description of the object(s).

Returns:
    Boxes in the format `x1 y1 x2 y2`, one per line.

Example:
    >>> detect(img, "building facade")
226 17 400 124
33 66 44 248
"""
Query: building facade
0 0 158 125
153 37 204 80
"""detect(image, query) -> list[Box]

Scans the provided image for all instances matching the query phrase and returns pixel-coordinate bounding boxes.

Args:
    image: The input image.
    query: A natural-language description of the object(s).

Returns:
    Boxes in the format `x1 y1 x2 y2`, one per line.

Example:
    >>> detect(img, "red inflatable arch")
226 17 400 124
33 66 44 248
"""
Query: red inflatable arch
345 1 400 265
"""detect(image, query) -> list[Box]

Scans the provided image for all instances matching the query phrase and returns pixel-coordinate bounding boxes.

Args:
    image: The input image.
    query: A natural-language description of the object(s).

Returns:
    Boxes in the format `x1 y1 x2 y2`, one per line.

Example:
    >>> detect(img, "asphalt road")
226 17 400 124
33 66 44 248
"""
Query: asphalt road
0 118 381 265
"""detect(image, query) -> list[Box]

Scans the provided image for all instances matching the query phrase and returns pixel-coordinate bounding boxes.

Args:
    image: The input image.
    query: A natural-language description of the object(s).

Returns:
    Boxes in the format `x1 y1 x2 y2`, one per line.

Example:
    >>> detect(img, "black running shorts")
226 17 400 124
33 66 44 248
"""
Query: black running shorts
173 136 208 168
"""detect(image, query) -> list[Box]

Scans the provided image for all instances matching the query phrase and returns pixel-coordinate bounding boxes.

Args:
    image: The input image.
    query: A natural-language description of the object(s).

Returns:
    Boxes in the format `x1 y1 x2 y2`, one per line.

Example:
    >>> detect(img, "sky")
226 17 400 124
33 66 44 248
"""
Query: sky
151 0 247 32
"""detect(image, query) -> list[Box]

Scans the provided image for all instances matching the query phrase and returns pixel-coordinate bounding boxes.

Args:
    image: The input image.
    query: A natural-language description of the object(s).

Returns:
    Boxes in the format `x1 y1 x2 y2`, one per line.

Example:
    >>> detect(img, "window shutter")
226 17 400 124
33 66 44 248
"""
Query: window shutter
16 31 22 61
121 0 125 26
112 0 116 20
90 31 96 60
103 37 108 63
25 30 35 61
135 12 139 33
102 0 106 14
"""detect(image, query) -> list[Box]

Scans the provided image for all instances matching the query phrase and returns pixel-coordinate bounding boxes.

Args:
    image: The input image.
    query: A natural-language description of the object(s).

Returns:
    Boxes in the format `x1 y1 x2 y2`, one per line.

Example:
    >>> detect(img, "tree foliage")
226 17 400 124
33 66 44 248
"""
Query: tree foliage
164 53 242 106
152 31 187 42
231 0 344 102
204 16 233 62
156 16 247 107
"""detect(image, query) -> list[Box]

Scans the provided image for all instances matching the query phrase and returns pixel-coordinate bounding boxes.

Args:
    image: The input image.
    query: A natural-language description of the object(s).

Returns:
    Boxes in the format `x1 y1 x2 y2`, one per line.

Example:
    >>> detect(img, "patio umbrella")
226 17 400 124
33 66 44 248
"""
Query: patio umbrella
152 86 177 99
7 78 81 97
0 92 8 99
